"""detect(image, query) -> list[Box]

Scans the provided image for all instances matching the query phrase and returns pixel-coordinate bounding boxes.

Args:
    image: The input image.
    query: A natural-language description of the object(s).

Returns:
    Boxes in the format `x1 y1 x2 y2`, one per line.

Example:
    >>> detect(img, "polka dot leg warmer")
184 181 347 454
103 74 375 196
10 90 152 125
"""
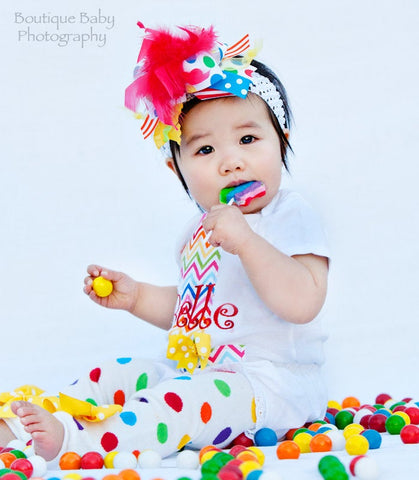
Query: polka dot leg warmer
53 367 256 463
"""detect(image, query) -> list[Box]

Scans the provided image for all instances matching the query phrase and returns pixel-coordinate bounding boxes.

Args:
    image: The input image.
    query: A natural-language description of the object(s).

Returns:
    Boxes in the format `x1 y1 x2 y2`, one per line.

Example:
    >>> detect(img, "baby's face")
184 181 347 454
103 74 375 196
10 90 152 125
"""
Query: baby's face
177 94 283 213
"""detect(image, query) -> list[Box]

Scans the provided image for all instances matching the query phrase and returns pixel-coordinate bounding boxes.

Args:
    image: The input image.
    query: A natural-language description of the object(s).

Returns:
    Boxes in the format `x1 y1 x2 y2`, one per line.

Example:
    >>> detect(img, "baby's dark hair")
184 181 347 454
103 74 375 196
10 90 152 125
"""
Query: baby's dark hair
169 59 293 194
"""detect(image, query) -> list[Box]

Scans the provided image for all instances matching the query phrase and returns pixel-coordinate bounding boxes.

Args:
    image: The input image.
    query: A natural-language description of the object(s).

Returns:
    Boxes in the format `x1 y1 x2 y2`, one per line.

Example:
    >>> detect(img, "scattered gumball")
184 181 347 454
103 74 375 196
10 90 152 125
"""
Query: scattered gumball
218 464 243 480
350 455 379 480
102 475 120 480
104 451 119 469
199 445 221 463
176 450 200 469
5 442 26 453
335 410 354 430
400 424 419 444
342 396 361 409
229 445 248 457
360 429 382 449
375 393 392 405
118 469 141 480
354 408 372 423
385 414 406 435
318 455 348 480
343 423 364 439
236 450 259 463
239 460 263 478
254 428 277 447
309 434 332 452
276 441 300 459
63 474 83 480
59 452 82 470
368 414 387 433
80 451 104 469
247 447 265 466
246 470 264 480
293 432 313 454
0 454 17 469
405 407 419 424
27 455 47 477
325 430 346 453
345 434 369 456
0 473 25 480
10 458 33 479
137 449 162 468
92 276 113 297
231 433 254 447
394 411 410 425
113 452 138 469
8 452 25 460
327 400 342 411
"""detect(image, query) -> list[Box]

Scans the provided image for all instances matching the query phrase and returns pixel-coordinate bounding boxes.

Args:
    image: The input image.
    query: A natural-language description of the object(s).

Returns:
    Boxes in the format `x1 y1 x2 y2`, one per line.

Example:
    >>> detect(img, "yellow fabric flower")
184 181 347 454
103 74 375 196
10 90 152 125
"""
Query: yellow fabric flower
167 330 211 374
0 385 121 422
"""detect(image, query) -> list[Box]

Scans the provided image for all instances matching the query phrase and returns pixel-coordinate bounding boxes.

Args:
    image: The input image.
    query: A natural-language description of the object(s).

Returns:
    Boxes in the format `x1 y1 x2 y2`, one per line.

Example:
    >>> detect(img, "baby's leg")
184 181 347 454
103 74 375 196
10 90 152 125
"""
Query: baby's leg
10 401 64 461
60 357 164 406
59 370 256 459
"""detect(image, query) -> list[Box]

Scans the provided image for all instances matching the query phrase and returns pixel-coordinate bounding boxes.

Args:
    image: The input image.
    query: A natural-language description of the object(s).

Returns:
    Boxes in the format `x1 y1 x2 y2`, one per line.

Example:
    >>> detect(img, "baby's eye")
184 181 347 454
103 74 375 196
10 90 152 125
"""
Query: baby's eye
197 145 214 155
240 135 255 144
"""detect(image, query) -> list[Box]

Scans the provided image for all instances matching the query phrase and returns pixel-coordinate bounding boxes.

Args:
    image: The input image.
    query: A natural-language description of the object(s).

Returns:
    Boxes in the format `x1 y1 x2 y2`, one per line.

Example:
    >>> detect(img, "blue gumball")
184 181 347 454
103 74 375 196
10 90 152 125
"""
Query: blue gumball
254 427 278 446
360 428 382 449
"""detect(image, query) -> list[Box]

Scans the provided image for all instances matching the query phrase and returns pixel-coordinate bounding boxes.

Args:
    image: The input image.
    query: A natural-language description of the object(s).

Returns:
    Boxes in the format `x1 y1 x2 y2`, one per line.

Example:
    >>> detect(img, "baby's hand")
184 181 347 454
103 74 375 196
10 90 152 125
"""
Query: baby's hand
202 205 254 255
84 265 139 312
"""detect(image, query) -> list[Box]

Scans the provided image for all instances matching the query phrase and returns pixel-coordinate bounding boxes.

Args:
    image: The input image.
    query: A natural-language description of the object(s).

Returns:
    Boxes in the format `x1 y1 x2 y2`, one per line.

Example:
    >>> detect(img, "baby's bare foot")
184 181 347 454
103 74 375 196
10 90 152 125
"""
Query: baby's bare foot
11 401 64 461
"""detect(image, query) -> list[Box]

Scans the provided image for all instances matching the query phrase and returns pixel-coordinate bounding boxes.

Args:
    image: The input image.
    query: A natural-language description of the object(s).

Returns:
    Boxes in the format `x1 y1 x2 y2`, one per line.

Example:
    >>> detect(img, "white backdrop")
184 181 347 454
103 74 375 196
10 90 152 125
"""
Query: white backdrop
1 0 418 404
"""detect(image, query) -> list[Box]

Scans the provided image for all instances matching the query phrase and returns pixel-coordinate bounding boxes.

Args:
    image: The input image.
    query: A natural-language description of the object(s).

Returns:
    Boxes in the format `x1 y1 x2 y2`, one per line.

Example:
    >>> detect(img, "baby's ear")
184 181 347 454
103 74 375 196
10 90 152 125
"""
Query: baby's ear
165 157 177 175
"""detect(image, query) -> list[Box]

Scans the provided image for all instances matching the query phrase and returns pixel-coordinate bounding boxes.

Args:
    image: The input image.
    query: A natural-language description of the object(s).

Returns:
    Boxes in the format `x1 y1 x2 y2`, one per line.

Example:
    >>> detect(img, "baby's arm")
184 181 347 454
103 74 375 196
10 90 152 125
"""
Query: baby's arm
203 206 328 325
84 265 177 330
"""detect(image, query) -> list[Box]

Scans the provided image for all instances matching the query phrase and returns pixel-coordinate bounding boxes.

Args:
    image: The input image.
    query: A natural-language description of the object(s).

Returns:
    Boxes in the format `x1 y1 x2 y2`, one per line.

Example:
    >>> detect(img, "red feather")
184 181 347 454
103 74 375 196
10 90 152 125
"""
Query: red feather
125 25 217 125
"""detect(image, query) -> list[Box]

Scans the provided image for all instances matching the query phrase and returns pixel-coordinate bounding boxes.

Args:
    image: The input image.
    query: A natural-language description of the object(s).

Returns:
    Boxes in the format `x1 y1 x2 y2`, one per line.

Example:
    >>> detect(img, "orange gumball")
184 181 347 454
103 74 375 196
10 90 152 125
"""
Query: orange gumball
309 434 333 452
119 470 141 480
199 445 220 463
0 453 17 468
342 396 361 409
59 451 82 470
308 423 324 432
102 475 120 480
276 440 301 459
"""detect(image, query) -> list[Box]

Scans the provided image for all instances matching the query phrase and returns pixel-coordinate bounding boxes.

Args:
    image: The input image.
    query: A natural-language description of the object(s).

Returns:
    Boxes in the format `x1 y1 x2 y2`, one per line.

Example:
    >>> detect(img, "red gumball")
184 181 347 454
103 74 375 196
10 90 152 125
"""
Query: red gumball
10 458 34 479
231 432 254 447
375 393 392 405
349 455 365 476
80 451 104 469
1 474 24 480
400 425 419 444
360 414 372 429
405 407 419 425
368 414 387 432
229 445 248 457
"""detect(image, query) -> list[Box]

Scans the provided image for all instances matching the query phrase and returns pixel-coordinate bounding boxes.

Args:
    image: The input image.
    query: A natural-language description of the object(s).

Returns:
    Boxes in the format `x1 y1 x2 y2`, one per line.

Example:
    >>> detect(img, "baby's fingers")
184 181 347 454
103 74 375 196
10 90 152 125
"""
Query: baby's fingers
86 264 103 277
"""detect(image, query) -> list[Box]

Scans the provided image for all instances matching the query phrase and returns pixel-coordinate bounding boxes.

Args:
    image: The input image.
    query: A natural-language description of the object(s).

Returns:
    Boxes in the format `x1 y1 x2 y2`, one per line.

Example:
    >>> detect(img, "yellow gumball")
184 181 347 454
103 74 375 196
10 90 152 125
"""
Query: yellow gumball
92 276 113 297
345 434 369 455
394 411 411 425
293 432 313 453
247 446 265 465
343 423 364 439
104 451 119 468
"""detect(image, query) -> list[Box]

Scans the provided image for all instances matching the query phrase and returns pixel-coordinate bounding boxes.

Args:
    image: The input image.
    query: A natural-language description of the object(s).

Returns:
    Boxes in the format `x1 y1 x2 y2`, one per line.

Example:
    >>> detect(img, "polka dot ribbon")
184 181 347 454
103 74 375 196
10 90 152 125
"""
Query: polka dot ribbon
167 330 212 374
0 385 122 422
125 24 259 150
